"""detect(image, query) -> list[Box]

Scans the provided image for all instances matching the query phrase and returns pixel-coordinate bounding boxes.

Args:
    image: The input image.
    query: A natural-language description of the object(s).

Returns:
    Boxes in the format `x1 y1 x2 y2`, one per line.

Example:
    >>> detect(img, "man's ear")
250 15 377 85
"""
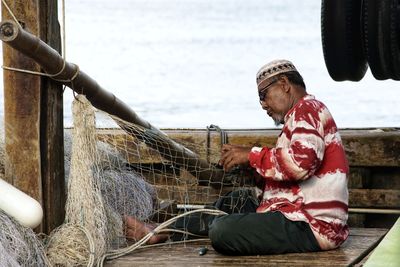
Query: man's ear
280 75 291 92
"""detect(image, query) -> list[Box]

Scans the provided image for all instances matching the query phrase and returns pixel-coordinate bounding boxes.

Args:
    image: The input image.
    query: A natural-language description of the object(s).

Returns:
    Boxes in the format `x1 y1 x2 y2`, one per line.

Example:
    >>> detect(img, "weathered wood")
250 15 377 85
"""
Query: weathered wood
349 208 400 215
348 167 369 189
96 128 400 167
348 213 366 228
154 185 233 205
1 1 43 230
153 183 400 208
367 167 400 189
104 228 387 267
342 130 400 167
38 0 65 234
349 189 400 208
1 1 65 233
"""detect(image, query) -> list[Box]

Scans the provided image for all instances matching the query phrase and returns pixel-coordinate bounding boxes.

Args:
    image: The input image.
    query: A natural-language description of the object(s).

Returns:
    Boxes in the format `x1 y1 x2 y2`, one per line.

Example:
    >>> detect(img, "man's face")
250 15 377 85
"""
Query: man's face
258 76 291 126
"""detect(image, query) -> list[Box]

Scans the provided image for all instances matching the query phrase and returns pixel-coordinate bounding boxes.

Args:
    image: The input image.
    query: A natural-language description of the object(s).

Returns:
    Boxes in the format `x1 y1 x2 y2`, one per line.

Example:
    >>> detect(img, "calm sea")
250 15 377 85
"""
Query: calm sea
1 0 399 128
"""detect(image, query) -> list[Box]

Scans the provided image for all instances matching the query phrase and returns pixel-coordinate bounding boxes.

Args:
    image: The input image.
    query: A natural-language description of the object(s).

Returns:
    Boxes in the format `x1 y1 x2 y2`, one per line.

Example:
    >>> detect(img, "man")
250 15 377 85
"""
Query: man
125 59 349 255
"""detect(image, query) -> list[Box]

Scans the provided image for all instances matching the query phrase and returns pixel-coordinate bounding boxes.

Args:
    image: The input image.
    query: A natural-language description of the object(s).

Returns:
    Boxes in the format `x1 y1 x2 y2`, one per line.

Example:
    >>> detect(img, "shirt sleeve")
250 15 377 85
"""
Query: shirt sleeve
249 110 325 181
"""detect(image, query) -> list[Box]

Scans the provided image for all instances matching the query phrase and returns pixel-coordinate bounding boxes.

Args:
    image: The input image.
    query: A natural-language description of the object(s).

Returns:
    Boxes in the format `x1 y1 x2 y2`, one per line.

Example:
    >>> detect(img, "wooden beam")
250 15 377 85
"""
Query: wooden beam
349 189 400 208
153 184 400 208
154 185 233 204
1 0 64 233
1 1 43 230
38 0 65 234
97 128 400 167
342 130 400 167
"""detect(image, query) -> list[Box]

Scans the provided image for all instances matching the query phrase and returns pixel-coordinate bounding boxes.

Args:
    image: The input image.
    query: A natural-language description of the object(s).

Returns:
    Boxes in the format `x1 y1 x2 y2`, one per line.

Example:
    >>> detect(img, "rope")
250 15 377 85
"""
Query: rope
0 0 78 84
76 225 96 267
45 223 97 267
1 0 22 28
98 208 227 266
61 0 66 60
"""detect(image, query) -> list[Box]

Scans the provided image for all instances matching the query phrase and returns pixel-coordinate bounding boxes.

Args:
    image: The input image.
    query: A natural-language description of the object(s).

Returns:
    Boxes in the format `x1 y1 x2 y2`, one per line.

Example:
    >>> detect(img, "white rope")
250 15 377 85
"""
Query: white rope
77 225 96 267
61 0 66 60
0 0 78 83
98 208 227 266
1 0 22 28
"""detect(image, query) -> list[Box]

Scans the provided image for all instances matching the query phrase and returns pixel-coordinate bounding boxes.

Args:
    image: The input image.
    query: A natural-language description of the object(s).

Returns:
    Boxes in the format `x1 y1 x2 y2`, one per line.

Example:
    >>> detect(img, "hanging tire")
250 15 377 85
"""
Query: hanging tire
321 0 368 81
389 0 400 80
363 0 393 80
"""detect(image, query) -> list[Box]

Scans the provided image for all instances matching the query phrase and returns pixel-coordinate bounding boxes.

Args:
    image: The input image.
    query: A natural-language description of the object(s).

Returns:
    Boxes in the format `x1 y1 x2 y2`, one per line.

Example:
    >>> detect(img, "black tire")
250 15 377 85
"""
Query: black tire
321 0 368 81
390 0 400 80
363 0 393 80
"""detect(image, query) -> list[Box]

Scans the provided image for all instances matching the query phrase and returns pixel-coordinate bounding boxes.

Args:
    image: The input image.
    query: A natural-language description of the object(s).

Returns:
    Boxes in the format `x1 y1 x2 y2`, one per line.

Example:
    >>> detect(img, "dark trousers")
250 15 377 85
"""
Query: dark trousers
171 189 321 255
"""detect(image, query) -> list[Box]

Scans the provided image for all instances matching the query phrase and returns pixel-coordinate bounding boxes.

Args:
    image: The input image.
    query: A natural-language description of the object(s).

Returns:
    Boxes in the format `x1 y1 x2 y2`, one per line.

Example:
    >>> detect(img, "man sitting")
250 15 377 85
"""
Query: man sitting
125 59 349 255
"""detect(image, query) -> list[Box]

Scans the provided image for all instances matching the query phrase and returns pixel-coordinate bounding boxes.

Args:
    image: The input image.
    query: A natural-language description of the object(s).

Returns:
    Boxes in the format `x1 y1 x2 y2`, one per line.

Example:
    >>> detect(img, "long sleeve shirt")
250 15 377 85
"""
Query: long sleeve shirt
249 94 349 250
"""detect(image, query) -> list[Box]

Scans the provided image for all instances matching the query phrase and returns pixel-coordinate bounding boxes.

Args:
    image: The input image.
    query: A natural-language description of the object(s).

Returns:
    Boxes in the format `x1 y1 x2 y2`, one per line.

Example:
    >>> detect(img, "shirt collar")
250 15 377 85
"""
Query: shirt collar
284 94 315 123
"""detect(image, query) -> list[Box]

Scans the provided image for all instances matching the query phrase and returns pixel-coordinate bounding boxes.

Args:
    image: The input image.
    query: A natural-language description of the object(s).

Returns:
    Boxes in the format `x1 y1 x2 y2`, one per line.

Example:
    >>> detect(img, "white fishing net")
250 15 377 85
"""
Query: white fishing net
0 95 253 266
0 209 48 266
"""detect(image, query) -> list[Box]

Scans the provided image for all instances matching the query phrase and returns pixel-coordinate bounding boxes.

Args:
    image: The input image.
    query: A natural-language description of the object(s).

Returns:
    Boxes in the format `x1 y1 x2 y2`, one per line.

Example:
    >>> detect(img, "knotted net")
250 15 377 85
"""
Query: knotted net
0 95 255 266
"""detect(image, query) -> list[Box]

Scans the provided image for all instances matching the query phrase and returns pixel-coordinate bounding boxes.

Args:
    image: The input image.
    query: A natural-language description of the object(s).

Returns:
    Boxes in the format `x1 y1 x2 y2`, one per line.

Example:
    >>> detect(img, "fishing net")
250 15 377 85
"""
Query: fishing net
50 95 254 266
0 1 256 264
0 206 48 267
0 94 254 266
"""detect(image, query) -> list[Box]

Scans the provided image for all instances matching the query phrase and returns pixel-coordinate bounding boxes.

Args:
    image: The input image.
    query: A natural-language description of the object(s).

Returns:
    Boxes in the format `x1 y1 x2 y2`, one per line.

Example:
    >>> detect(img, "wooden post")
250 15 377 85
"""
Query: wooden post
1 0 64 233
38 0 65 234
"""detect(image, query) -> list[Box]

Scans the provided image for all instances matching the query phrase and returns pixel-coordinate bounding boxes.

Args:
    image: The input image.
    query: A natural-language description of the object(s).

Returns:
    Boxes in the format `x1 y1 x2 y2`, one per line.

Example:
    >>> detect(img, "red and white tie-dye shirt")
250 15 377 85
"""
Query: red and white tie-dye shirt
249 95 349 250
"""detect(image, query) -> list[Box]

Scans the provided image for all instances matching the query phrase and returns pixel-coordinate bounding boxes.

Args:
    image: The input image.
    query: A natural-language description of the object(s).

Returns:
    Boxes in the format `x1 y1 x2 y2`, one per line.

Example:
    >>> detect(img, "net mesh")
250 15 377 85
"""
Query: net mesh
0 95 254 266
0 210 49 267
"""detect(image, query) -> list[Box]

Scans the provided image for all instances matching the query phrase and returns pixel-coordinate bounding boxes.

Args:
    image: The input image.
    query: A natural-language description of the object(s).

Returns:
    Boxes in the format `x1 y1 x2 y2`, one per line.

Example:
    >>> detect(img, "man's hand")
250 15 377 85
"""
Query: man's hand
219 144 252 172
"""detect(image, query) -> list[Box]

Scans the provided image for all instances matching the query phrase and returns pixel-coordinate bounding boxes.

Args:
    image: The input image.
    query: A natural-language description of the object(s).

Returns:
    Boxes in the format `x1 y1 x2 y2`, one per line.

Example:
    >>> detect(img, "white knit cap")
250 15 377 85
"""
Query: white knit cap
256 59 298 86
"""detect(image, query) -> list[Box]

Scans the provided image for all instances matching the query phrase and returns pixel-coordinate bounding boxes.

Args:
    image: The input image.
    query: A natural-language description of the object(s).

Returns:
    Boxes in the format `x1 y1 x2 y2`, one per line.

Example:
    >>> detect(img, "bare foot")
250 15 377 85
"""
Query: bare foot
124 216 168 244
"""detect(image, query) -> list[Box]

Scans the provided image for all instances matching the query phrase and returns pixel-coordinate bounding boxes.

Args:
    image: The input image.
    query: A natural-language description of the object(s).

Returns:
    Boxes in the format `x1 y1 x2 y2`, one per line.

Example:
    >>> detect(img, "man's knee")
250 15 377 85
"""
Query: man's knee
208 216 238 254
208 216 224 243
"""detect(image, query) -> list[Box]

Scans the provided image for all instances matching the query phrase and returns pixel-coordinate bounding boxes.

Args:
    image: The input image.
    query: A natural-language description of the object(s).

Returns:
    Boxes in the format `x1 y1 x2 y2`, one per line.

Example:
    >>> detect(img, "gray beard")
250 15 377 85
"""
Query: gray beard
273 114 284 126
274 118 282 126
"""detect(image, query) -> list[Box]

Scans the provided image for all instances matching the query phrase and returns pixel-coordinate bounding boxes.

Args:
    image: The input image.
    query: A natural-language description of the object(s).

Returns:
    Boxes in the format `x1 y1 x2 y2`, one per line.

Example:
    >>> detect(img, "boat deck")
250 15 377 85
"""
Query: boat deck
104 228 387 267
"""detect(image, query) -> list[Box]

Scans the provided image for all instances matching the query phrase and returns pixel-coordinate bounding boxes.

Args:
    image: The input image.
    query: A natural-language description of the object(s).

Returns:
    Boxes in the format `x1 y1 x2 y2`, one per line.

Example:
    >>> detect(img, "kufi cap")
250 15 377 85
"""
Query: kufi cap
256 59 298 86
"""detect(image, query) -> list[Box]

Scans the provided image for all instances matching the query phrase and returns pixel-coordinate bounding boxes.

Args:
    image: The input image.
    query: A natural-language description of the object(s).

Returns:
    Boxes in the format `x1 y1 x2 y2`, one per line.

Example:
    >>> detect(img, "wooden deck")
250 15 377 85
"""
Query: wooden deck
105 228 387 267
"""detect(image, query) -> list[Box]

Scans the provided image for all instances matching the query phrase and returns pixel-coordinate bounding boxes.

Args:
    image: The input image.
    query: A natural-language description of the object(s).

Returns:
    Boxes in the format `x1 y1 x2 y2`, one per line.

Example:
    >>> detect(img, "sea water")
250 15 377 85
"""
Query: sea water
0 0 399 128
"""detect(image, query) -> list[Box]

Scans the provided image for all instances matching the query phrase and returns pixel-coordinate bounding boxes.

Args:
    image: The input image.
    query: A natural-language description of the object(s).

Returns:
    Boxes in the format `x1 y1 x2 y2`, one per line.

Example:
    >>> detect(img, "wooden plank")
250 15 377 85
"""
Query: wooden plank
364 218 400 267
97 128 400 167
156 129 400 167
1 0 43 230
153 184 400 208
342 131 400 167
367 167 400 189
38 0 65 234
104 228 387 267
154 185 233 205
348 167 369 189
349 189 400 208
348 214 366 228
